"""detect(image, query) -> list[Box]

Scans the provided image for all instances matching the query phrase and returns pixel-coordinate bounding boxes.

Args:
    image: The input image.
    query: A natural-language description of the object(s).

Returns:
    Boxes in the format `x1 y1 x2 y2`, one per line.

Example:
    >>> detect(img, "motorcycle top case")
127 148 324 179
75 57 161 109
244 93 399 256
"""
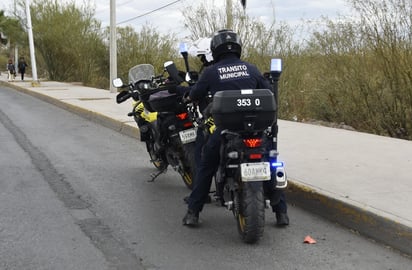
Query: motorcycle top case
211 89 276 131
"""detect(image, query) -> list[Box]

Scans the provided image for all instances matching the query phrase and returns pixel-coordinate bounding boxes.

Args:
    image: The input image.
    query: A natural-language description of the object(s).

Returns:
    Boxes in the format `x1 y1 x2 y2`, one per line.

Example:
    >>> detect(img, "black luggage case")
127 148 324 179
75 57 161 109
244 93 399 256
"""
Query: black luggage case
211 89 276 131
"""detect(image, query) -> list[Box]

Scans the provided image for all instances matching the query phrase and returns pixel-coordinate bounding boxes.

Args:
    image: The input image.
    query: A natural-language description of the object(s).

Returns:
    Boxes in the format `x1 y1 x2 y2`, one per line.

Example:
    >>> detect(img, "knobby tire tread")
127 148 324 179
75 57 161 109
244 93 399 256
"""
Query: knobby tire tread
238 181 265 243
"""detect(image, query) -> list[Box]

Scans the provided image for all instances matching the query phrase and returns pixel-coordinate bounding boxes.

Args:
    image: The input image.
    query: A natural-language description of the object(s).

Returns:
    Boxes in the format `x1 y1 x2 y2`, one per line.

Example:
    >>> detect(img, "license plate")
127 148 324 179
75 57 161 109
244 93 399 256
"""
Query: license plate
179 128 197 144
240 162 271 182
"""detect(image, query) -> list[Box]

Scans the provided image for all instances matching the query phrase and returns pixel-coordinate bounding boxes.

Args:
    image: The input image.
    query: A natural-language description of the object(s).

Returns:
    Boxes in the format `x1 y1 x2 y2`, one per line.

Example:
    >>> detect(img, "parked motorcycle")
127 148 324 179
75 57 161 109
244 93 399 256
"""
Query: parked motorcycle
113 63 197 189
175 41 288 242
198 59 288 243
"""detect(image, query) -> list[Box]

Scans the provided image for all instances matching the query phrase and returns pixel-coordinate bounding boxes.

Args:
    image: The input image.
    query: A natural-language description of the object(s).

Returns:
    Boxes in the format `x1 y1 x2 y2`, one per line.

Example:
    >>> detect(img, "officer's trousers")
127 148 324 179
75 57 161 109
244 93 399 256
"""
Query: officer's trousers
187 128 221 213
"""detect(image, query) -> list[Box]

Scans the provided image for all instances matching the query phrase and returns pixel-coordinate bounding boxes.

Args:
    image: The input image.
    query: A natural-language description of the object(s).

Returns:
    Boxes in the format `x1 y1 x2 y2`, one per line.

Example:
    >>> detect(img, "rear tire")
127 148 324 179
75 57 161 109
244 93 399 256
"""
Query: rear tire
236 181 265 244
179 142 196 190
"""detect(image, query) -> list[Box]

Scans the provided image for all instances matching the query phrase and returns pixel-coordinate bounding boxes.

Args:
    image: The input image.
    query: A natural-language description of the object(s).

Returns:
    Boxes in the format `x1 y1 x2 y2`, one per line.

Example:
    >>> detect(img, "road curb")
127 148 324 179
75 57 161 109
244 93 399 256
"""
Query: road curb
286 181 412 256
0 81 131 137
2 80 411 257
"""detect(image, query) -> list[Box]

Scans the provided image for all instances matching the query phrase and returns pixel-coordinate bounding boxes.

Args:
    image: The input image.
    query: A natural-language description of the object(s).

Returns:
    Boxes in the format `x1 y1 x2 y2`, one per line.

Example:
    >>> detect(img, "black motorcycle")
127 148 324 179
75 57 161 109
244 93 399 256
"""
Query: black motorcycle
210 88 286 243
196 59 287 244
113 63 197 189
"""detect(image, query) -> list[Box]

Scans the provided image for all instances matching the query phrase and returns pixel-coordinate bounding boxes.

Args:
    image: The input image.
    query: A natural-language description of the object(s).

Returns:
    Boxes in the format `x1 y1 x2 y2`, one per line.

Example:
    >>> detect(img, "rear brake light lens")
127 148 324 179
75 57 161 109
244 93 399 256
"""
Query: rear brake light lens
183 122 193 128
243 138 262 148
249 153 262 159
176 112 188 120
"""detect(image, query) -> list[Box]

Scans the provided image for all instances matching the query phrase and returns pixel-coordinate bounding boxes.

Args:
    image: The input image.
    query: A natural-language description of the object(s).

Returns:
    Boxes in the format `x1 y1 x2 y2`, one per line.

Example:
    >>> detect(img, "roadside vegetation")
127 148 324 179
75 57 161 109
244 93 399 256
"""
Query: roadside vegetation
0 0 411 140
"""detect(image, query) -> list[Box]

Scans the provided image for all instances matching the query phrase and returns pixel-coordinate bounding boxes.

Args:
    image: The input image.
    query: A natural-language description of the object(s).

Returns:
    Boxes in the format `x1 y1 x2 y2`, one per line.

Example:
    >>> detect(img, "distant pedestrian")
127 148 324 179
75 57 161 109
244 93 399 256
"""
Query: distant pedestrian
7 59 16 82
18 57 28 81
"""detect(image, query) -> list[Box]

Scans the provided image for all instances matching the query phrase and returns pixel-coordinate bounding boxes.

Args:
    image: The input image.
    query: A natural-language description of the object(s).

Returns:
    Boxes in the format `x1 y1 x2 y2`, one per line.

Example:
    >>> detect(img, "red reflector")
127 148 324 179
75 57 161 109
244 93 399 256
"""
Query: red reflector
249 153 262 159
243 138 262 148
176 112 188 120
183 122 193 128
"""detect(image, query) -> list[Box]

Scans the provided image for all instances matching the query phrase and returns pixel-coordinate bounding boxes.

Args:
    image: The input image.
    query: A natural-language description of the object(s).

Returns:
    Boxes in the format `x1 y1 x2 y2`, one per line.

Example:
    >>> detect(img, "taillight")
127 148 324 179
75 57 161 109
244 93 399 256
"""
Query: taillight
243 138 262 148
183 122 193 128
176 112 193 127
176 112 188 120
249 153 262 159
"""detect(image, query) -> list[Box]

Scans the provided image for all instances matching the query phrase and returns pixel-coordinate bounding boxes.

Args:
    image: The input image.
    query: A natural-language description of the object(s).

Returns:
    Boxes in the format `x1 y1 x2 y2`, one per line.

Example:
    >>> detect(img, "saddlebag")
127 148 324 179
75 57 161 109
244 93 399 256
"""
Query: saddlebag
211 89 276 131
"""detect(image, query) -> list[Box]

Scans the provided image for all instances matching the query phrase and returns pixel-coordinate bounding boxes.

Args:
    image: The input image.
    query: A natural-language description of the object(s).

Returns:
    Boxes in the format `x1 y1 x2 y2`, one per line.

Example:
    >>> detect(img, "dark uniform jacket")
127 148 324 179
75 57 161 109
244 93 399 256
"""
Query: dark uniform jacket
189 54 271 111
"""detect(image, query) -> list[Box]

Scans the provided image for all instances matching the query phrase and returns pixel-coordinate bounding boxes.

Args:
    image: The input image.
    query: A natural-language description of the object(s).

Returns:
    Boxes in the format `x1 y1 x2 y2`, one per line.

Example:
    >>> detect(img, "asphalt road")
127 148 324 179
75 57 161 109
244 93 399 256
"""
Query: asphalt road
0 85 410 270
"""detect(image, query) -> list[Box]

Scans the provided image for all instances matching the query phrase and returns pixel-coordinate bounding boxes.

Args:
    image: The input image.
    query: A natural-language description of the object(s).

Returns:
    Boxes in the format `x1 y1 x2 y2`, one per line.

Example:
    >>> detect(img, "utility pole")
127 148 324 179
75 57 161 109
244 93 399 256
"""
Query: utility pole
109 0 117 93
14 0 18 66
25 0 39 85
226 0 233 30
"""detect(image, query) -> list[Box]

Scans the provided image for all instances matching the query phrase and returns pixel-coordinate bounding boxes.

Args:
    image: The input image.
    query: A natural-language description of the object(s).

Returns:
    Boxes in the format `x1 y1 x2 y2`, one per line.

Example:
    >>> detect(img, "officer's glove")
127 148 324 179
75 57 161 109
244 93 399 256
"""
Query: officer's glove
164 80 177 94
182 91 191 103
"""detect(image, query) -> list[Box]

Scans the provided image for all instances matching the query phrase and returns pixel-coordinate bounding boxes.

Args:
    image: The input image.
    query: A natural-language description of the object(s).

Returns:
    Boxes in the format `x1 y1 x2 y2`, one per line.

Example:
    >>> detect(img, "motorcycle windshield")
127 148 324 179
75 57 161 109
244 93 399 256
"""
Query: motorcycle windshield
128 64 155 84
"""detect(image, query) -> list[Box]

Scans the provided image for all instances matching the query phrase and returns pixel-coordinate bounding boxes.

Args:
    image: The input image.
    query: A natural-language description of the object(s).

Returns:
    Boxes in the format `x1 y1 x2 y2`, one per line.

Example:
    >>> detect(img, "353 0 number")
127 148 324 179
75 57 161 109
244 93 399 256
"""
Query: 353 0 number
236 98 261 107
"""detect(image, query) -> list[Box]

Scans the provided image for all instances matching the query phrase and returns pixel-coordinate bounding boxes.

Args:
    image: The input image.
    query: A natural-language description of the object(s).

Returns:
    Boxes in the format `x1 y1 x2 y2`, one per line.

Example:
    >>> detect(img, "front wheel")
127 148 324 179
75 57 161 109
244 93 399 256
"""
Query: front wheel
235 181 265 244
145 137 166 171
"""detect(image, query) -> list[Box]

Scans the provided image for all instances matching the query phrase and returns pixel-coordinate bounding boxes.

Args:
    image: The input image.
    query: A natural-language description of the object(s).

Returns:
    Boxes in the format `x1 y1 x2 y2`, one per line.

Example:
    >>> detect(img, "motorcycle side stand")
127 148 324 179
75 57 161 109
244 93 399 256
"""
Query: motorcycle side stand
148 168 167 182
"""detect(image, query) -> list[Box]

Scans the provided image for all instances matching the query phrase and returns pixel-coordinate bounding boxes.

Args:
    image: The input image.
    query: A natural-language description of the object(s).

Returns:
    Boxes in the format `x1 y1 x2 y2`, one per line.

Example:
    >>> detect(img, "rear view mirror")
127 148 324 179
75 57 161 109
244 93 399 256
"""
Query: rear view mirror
116 90 131 104
112 78 124 88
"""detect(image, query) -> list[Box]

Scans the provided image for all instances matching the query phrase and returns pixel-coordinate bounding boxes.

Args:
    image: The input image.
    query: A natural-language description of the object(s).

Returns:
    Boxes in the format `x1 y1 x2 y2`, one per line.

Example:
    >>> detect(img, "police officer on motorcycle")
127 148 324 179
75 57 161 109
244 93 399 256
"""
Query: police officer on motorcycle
182 29 289 227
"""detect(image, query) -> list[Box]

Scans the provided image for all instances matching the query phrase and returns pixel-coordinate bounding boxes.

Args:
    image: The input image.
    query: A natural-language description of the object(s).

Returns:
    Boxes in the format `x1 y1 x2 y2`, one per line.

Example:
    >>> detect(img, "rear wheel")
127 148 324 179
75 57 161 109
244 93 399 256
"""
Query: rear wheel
235 181 265 244
178 142 196 190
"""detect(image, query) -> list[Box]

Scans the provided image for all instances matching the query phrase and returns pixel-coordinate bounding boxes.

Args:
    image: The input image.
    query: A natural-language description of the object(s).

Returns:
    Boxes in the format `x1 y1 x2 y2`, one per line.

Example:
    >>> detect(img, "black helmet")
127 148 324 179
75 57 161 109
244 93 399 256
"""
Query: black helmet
210 29 242 61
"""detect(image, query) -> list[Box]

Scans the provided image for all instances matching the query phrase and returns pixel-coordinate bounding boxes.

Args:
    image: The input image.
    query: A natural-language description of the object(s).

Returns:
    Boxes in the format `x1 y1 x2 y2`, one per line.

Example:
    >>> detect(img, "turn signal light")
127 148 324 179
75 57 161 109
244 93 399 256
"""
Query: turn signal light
271 161 284 168
243 138 262 148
